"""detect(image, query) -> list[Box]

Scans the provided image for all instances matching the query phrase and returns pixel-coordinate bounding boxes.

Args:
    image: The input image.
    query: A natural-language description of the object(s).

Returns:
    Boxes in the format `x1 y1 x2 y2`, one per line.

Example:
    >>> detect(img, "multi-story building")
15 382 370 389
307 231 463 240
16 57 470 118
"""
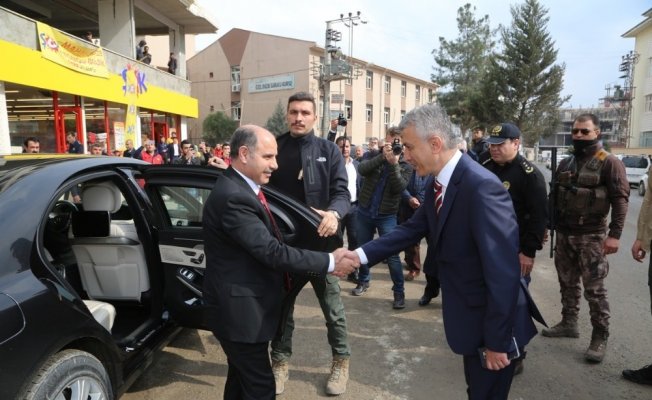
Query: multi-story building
0 0 217 154
187 28 437 147
623 8 652 149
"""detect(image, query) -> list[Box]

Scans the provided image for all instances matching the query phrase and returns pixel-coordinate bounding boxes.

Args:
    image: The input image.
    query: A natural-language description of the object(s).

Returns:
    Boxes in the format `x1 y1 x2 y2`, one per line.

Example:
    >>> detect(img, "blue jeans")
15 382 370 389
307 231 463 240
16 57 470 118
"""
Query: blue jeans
356 212 404 293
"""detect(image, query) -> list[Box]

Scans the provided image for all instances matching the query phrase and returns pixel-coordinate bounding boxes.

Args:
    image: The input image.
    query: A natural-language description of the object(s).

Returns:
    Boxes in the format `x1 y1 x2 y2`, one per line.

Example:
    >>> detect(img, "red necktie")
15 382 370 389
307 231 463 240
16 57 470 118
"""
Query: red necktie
434 179 443 214
258 189 291 290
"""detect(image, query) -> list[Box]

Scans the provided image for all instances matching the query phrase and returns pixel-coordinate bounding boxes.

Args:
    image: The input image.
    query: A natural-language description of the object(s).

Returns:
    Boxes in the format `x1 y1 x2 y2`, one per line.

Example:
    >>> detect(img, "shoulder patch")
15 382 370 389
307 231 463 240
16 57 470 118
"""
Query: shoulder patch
519 158 535 174
596 149 608 161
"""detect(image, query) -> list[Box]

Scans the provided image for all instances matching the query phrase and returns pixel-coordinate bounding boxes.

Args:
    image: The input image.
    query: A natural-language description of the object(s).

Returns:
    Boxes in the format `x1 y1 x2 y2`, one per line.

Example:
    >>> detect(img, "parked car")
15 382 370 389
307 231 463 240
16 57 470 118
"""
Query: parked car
621 155 651 196
0 154 331 399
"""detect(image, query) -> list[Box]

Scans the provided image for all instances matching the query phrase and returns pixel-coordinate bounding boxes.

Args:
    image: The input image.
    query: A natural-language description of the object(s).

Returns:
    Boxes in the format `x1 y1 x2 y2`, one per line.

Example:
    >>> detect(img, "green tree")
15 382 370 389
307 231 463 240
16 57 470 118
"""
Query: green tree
472 0 569 146
202 112 239 145
432 3 495 132
264 101 288 137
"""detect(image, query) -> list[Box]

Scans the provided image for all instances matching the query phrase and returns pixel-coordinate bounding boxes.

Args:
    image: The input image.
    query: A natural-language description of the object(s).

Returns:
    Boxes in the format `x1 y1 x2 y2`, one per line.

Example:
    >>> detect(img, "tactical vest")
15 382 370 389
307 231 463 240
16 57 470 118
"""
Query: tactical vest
556 149 610 225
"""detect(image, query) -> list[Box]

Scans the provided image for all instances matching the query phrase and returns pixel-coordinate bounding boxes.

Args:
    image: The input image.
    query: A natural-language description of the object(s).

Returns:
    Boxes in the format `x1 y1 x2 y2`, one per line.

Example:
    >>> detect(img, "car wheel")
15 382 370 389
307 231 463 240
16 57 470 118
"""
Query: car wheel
639 181 646 196
22 349 112 400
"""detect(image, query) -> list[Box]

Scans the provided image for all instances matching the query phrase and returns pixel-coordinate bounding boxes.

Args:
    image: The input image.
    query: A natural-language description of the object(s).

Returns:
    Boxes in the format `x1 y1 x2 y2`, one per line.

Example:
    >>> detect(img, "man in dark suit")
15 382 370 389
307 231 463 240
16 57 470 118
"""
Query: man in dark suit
343 104 543 399
203 125 358 400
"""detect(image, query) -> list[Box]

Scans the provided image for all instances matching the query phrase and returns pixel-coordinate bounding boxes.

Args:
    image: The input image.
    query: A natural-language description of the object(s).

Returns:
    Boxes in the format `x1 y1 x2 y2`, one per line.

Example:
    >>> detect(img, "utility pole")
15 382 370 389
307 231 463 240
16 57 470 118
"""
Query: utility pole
618 50 638 147
320 11 366 137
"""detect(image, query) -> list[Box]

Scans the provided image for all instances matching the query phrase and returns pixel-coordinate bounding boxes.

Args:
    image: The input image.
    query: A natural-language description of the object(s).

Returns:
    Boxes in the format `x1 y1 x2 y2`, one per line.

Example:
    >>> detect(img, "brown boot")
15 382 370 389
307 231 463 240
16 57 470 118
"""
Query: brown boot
585 329 609 363
325 357 349 395
272 360 289 395
541 317 579 338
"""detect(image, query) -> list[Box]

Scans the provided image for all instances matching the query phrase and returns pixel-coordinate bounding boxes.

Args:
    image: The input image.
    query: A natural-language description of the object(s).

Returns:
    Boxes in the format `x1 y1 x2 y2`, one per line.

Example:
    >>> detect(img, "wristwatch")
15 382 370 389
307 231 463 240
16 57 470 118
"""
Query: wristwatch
330 210 341 221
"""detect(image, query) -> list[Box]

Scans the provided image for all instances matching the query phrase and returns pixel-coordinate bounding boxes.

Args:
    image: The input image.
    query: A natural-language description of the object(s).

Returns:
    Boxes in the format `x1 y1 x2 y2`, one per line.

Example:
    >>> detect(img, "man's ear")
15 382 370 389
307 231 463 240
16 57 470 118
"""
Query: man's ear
238 145 249 163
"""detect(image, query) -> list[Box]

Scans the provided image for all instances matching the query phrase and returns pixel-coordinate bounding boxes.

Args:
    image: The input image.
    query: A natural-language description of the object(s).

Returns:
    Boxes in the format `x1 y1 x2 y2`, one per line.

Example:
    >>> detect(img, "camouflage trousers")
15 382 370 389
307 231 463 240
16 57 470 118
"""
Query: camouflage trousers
554 231 610 331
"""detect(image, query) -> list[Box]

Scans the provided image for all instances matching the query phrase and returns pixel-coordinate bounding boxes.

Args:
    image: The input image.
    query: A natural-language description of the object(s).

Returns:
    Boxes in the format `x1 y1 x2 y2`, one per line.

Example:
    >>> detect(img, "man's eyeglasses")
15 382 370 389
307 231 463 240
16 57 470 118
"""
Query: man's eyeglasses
571 128 596 135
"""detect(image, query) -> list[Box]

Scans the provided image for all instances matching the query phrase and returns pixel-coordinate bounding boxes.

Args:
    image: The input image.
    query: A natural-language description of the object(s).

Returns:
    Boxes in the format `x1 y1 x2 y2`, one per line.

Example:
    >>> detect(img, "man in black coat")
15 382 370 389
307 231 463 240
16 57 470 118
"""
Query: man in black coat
203 124 358 400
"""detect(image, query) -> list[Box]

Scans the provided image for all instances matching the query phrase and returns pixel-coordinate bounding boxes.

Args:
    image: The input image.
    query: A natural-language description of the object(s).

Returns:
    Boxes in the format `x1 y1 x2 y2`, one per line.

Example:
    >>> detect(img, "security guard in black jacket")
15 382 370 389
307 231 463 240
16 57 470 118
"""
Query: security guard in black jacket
483 123 548 279
483 122 548 376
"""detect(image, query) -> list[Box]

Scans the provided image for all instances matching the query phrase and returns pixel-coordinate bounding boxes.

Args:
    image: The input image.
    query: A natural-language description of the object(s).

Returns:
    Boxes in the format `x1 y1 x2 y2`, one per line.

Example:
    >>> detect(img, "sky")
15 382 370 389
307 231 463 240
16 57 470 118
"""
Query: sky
194 0 649 109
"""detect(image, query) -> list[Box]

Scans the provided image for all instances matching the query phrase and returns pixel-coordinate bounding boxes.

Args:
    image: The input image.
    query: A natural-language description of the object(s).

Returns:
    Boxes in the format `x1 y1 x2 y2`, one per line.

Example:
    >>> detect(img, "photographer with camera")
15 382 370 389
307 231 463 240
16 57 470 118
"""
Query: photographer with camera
351 126 412 309
327 114 348 142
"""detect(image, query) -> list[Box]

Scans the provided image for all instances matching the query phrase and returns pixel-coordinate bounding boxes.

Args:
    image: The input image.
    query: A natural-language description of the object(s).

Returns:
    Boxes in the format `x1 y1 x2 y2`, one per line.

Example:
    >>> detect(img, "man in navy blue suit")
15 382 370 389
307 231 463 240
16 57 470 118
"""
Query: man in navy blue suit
344 103 543 399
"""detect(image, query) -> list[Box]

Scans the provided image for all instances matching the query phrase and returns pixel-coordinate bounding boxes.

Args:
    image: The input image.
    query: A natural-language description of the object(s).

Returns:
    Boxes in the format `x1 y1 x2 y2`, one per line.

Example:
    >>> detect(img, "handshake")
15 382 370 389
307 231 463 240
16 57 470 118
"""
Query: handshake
329 248 361 278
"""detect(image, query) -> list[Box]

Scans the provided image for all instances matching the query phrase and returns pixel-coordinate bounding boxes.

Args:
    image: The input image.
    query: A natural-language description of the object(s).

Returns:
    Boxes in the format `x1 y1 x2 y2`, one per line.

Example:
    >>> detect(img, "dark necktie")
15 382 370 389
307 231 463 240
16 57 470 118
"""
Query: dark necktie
257 189 291 290
434 179 443 214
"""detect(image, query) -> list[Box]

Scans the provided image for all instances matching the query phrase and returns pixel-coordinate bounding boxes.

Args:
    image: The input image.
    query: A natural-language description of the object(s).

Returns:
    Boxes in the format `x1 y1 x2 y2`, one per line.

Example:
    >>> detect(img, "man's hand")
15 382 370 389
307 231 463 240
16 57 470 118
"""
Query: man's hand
382 144 399 165
208 156 227 169
331 248 360 277
483 349 510 371
518 252 534 277
542 229 549 244
330 119 338 131
603 236 619 255
632 239 646 262
312 208 339 237
408 197 421 209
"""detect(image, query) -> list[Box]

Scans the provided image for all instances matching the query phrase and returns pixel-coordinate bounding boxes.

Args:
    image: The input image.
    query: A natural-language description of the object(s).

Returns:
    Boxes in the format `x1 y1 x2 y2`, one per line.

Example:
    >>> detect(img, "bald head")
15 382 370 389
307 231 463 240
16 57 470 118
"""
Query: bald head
231 125 278 185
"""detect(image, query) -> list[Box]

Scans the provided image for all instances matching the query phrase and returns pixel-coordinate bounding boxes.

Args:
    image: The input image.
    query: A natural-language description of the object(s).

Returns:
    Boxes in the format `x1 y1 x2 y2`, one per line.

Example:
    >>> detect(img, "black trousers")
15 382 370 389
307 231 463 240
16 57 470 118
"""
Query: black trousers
217 337 275 400
463 353 515 400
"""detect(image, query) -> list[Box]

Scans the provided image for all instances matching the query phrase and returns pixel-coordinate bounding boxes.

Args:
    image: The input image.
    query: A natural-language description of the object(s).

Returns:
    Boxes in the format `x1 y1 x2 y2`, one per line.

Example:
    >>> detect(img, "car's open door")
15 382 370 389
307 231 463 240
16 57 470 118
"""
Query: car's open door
140 165 341 332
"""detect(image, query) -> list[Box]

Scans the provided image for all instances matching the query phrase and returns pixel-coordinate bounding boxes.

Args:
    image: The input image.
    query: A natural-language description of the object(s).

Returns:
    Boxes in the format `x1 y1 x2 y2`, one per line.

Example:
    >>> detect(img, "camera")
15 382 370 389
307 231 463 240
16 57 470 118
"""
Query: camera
337 113 348 127
392 138 403 155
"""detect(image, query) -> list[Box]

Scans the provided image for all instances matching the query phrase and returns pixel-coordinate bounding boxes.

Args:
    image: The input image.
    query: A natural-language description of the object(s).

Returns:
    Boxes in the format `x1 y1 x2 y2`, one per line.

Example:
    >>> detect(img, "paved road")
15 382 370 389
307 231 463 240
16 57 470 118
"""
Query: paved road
124 163 652 400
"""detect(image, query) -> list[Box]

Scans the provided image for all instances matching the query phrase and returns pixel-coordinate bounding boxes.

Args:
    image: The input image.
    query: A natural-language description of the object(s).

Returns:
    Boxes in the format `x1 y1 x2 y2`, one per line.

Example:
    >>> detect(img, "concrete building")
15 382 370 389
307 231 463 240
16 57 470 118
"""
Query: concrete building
187 28 437 147
0 0 217 154
623 8 652 149
540 105 623 150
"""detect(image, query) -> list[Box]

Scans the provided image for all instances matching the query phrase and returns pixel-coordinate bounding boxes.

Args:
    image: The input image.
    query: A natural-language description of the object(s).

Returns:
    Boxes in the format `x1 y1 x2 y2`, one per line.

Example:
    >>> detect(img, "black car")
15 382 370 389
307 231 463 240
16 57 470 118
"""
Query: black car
0 155 331 399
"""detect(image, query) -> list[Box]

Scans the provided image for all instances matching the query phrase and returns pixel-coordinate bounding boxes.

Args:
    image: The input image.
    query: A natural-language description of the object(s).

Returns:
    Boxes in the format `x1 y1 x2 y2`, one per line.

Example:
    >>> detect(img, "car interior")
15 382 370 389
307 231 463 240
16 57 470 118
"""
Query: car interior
43 176 160 348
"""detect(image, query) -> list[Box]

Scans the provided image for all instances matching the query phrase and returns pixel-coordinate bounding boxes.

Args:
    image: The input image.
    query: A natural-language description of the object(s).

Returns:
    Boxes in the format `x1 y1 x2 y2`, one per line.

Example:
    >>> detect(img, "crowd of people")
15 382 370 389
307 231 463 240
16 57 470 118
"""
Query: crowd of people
18 91 652 398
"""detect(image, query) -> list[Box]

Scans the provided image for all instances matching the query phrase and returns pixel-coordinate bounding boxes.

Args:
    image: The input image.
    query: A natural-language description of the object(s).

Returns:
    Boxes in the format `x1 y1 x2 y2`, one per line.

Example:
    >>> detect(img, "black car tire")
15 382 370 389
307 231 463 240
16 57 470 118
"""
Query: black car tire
22 349 112 400
639 181 646 197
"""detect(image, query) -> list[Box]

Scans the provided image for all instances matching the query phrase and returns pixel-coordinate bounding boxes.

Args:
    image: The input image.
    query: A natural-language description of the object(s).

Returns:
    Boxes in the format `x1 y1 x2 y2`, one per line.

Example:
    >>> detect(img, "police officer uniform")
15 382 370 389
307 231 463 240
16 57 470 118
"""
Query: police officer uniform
483 145 547 261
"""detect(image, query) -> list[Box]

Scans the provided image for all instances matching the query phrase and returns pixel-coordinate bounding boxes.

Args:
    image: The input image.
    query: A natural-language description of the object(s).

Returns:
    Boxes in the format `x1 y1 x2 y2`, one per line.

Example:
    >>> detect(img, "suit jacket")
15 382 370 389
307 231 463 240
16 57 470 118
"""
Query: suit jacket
203 167 329 343
362 154 540 355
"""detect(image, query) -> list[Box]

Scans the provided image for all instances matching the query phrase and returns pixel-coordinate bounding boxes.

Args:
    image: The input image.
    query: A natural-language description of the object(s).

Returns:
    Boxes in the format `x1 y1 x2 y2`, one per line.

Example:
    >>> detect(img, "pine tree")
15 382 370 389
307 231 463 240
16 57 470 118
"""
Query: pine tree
202 112 239 146
473 0 569 146
432 3 495 132
264 101 288 137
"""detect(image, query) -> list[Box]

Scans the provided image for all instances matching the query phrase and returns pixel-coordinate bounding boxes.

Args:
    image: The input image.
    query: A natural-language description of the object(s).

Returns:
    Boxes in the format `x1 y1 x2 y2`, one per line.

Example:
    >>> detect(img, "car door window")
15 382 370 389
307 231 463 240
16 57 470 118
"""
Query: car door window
159 186 211 227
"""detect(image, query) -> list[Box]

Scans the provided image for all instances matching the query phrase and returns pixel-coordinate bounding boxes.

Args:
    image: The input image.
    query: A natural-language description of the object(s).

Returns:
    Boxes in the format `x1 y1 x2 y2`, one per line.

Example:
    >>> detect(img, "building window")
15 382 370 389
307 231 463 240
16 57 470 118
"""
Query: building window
231 66 241 92
366 70 373 90
428 88 434 102
400 110 406 120
641 131 652 147
209 105 214 112
209 72 213 78
415 85 421 101
401 81 407 97
383 107 390 126
384 76 391 93
231 102 241 121
646 95 652 113
366 104 373 122
345 100 353 119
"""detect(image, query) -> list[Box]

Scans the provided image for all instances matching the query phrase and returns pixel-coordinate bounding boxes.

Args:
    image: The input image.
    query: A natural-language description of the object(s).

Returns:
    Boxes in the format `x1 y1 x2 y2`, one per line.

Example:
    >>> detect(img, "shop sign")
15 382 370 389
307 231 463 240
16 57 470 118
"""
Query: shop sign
36 22 109 78
248 74 295 93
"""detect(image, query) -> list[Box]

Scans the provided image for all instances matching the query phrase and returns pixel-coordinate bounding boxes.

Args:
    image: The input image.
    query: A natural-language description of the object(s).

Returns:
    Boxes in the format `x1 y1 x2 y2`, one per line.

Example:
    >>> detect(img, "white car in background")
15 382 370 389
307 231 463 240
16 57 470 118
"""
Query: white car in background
620 155 651 196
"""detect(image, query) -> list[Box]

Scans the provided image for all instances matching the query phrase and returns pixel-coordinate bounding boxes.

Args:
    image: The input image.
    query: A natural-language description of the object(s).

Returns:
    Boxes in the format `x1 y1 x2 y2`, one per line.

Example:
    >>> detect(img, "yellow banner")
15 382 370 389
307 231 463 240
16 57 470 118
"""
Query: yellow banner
36 22 109 78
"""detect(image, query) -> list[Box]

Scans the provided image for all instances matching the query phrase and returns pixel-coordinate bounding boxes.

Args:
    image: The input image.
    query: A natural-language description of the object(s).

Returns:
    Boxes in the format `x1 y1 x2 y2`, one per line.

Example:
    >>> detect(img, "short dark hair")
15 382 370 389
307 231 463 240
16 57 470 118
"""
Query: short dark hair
180 139 191 147
23 137 39 147
472 125 485 132
335 136 351 146
574 113 600 127
91 143 103 149
287 92 316 112
387 126 401 138
230 126 258 158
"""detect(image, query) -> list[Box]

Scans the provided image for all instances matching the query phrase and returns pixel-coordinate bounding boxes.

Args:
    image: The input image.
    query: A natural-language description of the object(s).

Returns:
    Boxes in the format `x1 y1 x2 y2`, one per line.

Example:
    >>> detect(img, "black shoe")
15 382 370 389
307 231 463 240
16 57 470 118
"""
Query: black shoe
513 359 524 376
418 287 439 306
351 282 369 296
393 292 405 309
623 364 652 385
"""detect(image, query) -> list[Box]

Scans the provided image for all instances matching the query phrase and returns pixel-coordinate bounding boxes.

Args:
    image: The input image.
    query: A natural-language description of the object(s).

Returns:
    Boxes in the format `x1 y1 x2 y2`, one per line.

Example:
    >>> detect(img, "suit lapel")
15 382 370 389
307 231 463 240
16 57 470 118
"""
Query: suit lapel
224 167 274 228
433 157 466 244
